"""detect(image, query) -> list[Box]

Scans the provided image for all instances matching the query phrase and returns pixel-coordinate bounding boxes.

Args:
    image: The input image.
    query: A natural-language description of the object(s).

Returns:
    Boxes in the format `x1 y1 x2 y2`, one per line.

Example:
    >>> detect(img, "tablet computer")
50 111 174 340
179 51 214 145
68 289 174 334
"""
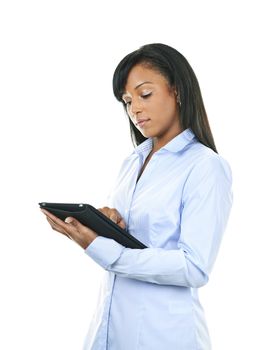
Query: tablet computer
39 202 147 249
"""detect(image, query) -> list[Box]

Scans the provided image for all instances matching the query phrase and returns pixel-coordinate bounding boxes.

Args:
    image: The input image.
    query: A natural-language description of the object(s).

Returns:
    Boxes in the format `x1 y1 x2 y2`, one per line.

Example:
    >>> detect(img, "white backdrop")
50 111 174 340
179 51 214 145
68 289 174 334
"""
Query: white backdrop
0 0 258 349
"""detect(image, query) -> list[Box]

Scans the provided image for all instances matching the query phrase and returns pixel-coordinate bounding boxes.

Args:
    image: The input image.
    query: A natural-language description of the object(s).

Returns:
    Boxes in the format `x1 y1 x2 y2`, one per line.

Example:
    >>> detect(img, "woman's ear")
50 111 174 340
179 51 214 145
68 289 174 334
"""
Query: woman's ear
168 85 178 97
173 86 178 97
170 86 181 107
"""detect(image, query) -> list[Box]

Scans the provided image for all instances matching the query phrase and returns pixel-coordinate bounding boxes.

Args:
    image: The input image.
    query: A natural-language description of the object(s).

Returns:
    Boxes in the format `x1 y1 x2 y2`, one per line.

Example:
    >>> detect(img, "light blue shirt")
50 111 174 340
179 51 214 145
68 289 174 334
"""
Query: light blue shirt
83 128 233 350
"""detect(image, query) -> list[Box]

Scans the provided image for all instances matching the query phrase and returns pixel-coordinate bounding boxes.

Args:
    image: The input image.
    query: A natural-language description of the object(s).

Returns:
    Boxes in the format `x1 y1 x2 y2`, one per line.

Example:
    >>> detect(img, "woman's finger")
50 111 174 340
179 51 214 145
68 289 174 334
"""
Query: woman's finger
99 207 122 224
117 218 126 229
42 209 98 249
98 207 110 217
110 209 122 220
46 217 72 239
41 209 70 230
45 216 66 233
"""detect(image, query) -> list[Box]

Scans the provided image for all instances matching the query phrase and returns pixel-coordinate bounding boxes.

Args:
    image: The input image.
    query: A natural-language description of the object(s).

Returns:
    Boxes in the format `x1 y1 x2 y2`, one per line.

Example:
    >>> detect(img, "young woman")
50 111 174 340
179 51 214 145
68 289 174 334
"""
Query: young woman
41 43 233 349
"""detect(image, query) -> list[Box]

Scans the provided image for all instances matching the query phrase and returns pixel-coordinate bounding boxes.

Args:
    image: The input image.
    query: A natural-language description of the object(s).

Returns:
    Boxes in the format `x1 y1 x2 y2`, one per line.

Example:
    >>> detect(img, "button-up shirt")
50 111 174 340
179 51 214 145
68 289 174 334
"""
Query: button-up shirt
83 128 233 350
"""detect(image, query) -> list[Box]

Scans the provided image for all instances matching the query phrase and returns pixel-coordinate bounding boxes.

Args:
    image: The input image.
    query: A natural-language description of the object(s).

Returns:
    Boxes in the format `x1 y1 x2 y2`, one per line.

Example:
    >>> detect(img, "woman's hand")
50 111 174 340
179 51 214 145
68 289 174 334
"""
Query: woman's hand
41 209 98 250
97 207 126 229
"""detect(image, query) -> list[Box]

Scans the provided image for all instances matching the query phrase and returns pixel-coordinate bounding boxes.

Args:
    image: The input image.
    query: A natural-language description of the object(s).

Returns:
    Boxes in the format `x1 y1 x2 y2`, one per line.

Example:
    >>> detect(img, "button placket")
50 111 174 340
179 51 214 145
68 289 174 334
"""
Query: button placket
126 153 159 230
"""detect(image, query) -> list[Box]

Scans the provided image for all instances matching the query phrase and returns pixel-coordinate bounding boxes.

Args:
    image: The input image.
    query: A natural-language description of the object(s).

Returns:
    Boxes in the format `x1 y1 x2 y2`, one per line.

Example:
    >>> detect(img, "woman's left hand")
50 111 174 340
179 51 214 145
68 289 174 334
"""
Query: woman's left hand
41 209 98 249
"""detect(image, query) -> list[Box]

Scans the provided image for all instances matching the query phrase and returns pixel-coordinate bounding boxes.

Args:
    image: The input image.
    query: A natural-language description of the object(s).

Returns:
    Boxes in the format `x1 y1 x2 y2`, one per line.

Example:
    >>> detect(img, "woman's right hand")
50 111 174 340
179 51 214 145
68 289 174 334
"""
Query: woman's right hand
98 207 126 229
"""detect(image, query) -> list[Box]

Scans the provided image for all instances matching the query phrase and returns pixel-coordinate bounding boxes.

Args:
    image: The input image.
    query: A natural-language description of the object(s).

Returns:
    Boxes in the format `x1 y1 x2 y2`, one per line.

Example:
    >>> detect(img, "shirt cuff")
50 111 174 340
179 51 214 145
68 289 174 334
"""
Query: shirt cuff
84 236 125 269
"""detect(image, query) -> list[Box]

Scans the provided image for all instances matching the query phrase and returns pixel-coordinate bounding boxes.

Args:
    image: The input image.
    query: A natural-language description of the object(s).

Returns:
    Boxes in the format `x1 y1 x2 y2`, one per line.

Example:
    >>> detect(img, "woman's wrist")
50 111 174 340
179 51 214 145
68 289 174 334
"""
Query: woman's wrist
81 232 98 250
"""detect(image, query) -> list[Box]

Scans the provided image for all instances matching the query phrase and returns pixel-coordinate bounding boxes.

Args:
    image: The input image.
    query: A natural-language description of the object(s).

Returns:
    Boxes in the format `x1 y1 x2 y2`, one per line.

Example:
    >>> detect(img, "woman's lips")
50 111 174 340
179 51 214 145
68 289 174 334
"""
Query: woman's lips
136 119 150 128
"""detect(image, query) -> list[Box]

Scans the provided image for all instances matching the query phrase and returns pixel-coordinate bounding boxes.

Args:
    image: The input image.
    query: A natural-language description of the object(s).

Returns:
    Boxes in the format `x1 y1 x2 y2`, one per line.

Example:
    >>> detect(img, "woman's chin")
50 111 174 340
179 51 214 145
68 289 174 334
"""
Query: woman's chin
139 129 154 139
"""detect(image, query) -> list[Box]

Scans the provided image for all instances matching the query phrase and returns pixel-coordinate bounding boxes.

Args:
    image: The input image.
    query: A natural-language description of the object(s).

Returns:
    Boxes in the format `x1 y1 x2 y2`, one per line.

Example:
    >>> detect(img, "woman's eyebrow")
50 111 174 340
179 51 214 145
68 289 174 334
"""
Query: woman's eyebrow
134 81 153 90
122 81 153 99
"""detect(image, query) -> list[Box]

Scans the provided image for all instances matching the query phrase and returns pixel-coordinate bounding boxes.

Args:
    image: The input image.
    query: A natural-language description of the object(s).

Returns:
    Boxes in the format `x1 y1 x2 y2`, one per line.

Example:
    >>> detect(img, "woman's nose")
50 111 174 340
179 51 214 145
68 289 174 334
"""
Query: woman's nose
130 98 142 115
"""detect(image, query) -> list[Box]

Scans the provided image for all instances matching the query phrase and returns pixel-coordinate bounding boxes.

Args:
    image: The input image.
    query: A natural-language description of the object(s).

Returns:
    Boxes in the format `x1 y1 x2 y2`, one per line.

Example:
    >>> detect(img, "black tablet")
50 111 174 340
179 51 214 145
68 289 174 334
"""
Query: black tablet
39 202 147 249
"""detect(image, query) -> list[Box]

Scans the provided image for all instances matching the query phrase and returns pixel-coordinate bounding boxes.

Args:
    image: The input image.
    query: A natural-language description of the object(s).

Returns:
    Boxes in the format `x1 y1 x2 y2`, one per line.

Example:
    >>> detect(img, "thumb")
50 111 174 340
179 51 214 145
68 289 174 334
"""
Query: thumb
65 217 78 225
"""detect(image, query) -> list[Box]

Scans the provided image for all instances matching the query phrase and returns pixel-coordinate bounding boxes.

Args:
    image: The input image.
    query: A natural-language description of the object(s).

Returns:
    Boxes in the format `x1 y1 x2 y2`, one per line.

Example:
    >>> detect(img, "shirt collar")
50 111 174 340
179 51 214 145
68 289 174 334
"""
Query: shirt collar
133 128 196 155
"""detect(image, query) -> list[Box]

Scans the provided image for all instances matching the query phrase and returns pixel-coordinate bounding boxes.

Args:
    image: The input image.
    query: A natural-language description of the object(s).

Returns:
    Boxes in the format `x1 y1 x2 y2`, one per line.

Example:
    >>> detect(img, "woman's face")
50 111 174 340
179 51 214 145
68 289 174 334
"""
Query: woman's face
122 64 182 149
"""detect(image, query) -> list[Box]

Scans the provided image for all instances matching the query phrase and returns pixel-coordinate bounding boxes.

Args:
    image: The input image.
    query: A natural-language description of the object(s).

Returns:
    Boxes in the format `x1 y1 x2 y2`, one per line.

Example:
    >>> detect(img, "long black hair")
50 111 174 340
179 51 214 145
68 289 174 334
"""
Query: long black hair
112 43 217 153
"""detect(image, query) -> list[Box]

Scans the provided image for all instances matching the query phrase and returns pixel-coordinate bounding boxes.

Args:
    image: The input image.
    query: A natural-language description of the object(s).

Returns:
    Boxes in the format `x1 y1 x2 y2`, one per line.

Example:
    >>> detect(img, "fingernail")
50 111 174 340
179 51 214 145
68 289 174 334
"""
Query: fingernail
65 217 73 224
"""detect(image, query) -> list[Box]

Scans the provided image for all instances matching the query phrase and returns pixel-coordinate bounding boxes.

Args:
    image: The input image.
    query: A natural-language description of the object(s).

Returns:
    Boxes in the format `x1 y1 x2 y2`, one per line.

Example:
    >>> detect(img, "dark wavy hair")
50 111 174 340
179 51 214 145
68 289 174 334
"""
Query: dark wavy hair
112 43 217 153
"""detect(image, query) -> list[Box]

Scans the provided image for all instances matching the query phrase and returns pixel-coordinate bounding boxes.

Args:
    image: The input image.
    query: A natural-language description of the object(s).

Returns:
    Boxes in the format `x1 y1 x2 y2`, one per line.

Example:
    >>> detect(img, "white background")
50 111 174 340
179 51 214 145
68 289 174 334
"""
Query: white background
0 0 258 349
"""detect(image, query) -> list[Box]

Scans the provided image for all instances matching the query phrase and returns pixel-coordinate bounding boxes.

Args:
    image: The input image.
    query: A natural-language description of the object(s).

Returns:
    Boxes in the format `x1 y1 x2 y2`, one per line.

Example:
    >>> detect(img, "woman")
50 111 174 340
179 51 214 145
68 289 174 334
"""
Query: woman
41 43 233 349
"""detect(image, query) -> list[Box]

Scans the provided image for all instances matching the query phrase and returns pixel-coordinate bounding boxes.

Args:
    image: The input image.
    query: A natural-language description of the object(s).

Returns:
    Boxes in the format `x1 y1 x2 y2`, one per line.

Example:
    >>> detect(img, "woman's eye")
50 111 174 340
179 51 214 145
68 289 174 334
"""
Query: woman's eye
123 92 152 106
141 92 152 99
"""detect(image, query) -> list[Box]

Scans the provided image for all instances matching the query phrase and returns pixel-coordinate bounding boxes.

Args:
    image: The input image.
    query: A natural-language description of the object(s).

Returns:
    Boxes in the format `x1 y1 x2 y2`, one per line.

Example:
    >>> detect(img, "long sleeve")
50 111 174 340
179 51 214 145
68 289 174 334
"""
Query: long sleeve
85 154 233 288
